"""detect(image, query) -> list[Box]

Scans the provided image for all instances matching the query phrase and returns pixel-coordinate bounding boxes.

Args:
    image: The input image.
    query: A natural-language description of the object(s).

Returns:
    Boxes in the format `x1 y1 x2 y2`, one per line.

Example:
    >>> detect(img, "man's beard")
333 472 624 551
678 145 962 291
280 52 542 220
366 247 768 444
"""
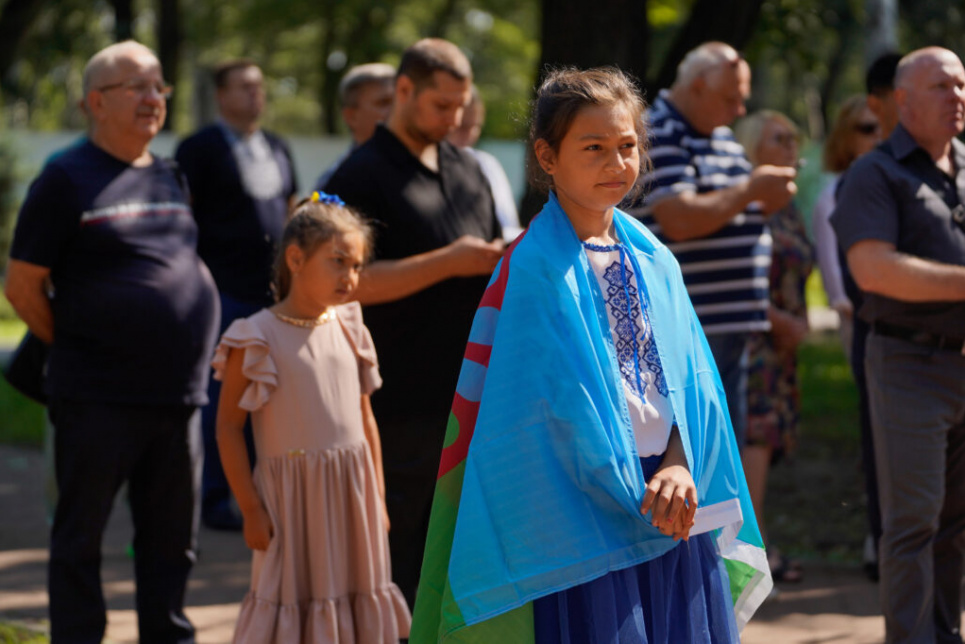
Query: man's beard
405 117 445 146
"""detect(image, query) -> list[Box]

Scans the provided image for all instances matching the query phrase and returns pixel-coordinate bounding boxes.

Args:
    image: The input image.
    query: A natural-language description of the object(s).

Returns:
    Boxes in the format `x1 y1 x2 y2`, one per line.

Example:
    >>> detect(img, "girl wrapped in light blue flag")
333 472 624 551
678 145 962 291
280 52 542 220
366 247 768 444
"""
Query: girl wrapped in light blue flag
411 67 771 644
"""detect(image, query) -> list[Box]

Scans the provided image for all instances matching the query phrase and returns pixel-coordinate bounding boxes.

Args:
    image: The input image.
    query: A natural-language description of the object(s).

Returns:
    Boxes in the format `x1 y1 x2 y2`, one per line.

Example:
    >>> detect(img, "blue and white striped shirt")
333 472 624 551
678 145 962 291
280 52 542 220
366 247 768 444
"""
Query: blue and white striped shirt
629 91 771 335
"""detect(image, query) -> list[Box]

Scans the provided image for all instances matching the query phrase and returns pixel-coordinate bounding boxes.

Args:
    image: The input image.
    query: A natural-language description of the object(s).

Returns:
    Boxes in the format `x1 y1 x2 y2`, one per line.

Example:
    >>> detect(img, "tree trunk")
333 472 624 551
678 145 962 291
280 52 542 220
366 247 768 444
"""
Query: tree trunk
318 0 338 134
538 0 649 84
520 0 650 223
819 15 857 134
865 0 898 66
157 0 180 130
109 0 133 41
428 0 460 39
0 0 50 92
650 0 765 96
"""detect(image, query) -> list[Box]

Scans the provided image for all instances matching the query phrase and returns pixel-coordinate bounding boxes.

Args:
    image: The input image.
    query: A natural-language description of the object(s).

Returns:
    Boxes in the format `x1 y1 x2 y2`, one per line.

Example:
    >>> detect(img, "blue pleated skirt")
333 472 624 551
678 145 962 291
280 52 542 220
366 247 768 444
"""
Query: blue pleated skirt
533 455 740 644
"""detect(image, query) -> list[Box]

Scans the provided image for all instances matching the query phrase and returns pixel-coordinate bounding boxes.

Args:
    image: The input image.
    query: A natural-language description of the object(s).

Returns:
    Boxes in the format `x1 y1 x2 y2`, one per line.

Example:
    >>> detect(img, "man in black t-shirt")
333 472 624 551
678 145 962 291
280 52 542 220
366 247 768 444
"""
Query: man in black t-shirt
325 38 503 608
176 59 298 531
4 41 218 643
832 48 965 644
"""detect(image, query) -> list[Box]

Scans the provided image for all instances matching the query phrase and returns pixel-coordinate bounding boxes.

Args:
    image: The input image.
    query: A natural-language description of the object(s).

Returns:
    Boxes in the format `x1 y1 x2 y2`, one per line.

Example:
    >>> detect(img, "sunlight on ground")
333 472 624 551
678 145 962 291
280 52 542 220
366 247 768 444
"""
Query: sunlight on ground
105 604 240 644
744 613 884 644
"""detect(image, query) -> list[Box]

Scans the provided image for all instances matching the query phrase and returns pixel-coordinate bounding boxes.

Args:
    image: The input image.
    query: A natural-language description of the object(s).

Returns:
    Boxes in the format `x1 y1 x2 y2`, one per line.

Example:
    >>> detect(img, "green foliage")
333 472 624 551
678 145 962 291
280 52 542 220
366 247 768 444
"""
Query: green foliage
0 286 40 448
2 0 113 131
0 286 22 323
442 4 540 139
0 622 47 644
899 1 965 55
0 292 43 448
1 0 540 139
766 332 864 562
0 129 19 275
4 0 959 144
798 333 858 445
746 0 863 134
0 366 45 449
648 0 691 27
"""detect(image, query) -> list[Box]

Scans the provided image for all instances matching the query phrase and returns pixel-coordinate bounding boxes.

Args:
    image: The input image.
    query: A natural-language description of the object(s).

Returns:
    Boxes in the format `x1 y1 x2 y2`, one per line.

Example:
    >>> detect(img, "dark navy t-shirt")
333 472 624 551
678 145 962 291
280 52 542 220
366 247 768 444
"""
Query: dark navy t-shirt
10 141 219 405
175 125 298 305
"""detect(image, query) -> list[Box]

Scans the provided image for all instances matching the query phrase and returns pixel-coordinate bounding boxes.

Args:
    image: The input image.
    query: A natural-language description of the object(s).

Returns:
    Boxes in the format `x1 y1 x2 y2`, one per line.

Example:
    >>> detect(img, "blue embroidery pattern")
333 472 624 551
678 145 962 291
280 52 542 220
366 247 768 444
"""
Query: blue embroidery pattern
584 242 669 400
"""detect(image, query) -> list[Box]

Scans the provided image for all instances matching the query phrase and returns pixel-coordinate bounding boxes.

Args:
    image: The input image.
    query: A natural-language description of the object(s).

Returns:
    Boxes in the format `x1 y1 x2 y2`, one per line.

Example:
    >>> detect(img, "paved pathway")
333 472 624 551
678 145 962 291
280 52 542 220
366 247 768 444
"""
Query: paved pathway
0 442 891 643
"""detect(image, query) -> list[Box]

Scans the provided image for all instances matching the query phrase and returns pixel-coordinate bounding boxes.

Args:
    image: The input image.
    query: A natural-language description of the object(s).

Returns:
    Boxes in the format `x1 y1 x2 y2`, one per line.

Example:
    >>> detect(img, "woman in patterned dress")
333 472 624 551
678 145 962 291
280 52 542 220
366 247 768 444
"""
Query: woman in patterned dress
735 111 815 583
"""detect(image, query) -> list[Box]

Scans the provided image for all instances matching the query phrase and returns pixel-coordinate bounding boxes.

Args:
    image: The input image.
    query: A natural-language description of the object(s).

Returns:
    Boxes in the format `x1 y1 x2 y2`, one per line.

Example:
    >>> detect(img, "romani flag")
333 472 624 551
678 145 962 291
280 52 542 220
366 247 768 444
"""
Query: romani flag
410 194 771 643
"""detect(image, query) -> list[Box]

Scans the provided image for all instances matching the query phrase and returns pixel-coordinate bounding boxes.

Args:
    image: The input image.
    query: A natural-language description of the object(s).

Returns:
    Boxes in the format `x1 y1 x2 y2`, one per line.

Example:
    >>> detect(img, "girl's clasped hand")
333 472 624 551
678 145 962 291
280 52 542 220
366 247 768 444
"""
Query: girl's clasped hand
640 428 698 541
641 463 698 541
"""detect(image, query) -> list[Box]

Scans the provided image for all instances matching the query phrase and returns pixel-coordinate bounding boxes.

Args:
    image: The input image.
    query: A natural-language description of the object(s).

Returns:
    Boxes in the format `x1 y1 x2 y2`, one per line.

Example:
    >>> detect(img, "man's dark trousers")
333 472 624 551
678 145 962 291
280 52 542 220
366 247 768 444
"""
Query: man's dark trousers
47 399 202 644
867 334 965 643
380 415 448 610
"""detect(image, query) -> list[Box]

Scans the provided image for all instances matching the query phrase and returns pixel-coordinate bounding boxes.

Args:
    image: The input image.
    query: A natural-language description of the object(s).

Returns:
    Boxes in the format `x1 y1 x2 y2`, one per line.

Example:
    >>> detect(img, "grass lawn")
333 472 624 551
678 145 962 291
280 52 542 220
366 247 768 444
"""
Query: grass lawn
0 373 44 448
0 318 26 345
765 330 865 564
0 622 47 644
0 290 44 447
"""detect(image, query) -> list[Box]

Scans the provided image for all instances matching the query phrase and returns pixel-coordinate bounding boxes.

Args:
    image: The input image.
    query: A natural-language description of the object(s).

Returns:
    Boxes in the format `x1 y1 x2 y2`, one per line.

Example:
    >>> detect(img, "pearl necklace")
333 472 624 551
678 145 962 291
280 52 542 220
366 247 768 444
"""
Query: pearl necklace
273 307 337 328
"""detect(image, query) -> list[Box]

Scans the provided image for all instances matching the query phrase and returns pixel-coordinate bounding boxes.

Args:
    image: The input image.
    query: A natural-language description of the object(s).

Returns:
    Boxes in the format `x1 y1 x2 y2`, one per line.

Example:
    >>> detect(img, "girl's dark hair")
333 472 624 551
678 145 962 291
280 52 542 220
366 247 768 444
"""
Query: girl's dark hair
527 66 650 195
272 198 374 301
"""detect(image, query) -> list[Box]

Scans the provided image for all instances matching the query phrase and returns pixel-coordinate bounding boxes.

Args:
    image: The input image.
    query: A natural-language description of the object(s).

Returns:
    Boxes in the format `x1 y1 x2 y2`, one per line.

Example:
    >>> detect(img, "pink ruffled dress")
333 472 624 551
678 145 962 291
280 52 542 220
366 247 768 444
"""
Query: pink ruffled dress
212 302 411 643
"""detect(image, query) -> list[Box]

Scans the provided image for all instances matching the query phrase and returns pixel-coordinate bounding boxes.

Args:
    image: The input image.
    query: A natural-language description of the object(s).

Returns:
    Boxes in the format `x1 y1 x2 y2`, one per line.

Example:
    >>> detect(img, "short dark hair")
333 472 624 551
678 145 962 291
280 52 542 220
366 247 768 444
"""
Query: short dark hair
528 66 650 195
866 52 901 96
213 59 259 89
397 38 472 92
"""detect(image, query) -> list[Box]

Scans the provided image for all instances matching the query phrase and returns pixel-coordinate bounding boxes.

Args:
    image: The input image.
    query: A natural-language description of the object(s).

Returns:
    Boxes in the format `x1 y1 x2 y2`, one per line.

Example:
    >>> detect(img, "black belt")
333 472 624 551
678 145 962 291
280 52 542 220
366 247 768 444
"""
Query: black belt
873 321 965 354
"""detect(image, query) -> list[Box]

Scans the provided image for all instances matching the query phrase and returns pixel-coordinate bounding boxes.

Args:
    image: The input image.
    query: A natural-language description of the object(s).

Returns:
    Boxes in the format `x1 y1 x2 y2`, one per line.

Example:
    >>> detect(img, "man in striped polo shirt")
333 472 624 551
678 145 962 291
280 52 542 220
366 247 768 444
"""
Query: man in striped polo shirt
628 42 797 449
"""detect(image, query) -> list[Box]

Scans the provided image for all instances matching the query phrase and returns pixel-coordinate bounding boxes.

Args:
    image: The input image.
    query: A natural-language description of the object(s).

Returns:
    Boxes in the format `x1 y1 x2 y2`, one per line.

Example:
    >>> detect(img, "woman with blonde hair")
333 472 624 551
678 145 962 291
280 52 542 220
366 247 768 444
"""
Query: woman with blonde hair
735 110 814 584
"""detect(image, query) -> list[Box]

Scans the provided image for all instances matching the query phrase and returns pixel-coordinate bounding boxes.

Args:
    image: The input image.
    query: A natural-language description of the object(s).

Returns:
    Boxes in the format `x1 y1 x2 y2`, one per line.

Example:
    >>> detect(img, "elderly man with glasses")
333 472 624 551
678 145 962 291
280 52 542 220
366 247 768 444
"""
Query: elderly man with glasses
628 41 797 453
4 40 218 643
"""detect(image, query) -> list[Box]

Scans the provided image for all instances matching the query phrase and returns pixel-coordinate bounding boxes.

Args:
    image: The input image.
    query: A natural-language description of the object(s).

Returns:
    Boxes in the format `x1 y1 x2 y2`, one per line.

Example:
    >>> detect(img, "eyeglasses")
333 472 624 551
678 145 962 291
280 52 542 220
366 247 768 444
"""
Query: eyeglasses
853 122 880 136
96 79 173 100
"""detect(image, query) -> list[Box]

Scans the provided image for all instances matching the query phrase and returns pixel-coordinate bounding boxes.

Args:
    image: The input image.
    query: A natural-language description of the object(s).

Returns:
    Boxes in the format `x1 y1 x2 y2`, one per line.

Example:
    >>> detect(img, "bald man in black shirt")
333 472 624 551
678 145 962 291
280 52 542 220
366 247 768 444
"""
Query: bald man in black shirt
832 47 965 644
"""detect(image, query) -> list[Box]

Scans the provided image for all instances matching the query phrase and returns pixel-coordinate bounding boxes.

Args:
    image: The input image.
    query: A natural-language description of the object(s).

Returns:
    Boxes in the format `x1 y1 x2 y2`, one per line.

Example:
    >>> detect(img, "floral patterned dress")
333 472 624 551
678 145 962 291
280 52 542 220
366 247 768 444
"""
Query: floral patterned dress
746 202 815 460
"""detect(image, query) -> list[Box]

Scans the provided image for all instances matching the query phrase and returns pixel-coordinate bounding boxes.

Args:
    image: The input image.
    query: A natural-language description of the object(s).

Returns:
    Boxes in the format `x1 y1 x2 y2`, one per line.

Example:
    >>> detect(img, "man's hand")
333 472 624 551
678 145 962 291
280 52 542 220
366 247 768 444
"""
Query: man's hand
354 235 505 305
443 235 505 277
748 165 798 215
4 259 54 344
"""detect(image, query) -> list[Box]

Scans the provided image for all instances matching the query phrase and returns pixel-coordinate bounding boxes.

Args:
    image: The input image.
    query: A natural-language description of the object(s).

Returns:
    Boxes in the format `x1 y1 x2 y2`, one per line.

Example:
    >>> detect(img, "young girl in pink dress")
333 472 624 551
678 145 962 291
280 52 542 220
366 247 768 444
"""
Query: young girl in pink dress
214 193 411 643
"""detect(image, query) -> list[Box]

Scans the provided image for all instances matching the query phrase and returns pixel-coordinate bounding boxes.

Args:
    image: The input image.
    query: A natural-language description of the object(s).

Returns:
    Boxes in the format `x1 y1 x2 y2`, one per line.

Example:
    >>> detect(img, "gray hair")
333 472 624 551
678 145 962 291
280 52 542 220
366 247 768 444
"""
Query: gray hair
338 63 396 107
674 41 742 89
